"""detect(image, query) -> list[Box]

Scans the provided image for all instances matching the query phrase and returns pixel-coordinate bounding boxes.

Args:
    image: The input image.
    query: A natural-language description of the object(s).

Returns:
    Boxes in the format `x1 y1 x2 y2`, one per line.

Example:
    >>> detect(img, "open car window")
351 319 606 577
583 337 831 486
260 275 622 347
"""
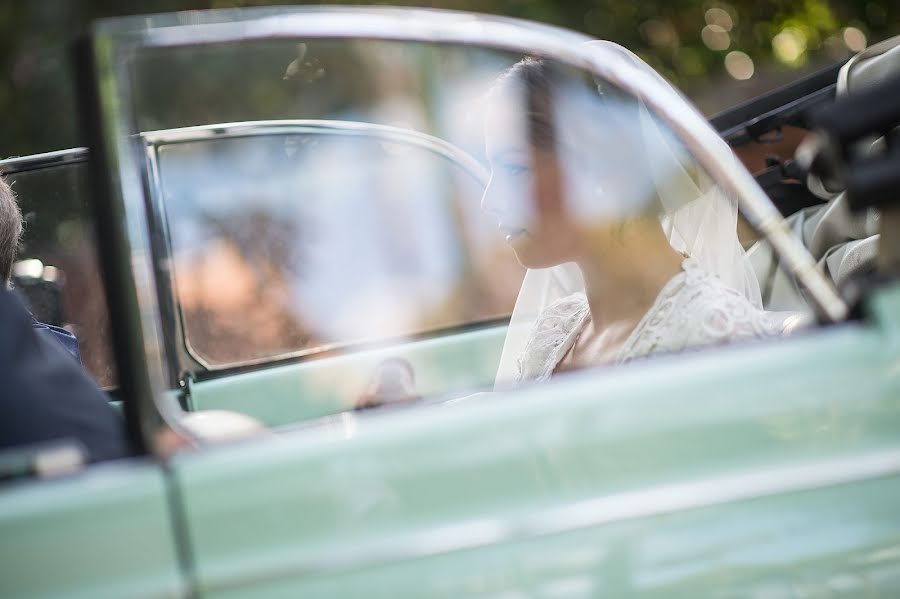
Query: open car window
90 12 846 430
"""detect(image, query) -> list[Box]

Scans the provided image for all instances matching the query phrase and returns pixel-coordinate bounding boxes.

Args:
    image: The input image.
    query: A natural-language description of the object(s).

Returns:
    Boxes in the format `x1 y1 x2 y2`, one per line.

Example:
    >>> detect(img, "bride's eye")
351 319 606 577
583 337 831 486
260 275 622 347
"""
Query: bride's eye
502 163 530 177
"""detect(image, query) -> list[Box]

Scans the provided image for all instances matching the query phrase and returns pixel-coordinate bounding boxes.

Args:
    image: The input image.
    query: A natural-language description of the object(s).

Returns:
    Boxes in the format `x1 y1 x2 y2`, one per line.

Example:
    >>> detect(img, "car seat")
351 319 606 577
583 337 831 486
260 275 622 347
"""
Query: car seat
748 35 900 313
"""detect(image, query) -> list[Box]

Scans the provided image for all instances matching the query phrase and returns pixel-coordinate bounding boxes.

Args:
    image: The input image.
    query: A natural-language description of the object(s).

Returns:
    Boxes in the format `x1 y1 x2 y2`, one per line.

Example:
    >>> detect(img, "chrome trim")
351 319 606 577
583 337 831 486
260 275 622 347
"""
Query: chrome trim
204 448 900 590
141 119 489 186
126 7 590 51
0 147 89 175
142 139 183 387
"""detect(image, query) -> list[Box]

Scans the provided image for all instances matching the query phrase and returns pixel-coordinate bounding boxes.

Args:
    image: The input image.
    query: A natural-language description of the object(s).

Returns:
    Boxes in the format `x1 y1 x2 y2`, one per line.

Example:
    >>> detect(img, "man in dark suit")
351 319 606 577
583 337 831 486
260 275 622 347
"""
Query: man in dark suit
1 173 81 361
0 285 129 462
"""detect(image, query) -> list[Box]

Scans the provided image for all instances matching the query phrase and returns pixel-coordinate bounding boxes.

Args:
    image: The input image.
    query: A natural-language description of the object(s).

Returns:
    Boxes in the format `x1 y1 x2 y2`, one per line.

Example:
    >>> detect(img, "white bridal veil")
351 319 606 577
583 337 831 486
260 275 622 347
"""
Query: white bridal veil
494 41 765 386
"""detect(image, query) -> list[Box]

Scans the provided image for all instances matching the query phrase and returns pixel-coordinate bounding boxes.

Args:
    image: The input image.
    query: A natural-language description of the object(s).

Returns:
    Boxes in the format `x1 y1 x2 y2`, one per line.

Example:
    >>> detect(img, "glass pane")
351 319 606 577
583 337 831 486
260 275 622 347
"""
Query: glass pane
122 38 798 423
156 130 515 366
8 162 117 388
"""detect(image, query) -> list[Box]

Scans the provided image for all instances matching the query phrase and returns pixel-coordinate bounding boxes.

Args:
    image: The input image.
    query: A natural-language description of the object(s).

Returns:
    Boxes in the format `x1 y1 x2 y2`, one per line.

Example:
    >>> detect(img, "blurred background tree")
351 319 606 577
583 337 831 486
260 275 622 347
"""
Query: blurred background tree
0 0 896 157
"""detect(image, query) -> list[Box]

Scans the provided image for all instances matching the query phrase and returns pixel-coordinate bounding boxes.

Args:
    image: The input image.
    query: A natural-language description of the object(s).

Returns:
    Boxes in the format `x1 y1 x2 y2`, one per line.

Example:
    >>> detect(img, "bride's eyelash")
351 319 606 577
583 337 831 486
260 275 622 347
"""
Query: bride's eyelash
503 163 530 176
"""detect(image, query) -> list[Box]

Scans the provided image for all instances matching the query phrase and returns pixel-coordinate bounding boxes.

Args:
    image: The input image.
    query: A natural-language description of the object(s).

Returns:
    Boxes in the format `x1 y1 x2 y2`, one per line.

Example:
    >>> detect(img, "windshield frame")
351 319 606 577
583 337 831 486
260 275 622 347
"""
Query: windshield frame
83 5 848 451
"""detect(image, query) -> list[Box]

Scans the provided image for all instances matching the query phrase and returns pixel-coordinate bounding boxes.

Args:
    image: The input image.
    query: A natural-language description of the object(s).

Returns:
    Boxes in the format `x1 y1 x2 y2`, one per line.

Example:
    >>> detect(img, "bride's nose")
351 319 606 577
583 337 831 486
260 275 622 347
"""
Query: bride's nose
480 174 504 219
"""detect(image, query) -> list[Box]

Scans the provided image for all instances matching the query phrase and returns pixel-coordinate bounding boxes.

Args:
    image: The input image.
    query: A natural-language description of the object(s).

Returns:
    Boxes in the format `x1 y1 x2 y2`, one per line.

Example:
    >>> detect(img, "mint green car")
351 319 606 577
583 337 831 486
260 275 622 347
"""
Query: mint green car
2 7 900 598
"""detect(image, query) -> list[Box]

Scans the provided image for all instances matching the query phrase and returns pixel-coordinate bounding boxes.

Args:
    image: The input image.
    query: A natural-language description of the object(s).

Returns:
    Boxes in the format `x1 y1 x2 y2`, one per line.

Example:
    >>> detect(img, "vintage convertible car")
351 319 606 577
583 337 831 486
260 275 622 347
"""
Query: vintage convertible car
2 6 900 598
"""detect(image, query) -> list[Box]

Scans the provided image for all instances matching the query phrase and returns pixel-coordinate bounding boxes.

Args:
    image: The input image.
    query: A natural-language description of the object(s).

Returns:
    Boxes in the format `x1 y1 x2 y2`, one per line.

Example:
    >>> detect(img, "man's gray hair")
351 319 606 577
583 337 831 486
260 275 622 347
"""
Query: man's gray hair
0 174 23 282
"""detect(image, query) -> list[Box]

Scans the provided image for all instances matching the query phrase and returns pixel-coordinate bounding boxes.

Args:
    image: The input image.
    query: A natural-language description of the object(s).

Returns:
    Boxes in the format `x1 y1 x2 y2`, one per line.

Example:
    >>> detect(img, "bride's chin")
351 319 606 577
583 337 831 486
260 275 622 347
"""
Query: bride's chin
510 243 558 270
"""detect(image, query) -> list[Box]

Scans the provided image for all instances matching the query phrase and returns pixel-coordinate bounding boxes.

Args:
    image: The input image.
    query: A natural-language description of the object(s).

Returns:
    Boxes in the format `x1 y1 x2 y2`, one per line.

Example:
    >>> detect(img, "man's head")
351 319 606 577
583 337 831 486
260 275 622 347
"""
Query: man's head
0 174 23 283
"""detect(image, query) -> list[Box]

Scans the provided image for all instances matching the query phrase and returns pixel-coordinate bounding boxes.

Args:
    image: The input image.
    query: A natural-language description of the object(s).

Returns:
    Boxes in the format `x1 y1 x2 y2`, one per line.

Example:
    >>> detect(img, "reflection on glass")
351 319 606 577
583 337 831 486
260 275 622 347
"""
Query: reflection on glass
125 39 802 424
485 51 779 386
159 131 520 366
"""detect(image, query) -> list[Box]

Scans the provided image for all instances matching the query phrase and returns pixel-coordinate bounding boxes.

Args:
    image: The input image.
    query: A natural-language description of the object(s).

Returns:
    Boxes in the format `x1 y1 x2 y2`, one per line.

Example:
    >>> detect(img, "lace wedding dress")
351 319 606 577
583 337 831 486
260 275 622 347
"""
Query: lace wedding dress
516 258 777 383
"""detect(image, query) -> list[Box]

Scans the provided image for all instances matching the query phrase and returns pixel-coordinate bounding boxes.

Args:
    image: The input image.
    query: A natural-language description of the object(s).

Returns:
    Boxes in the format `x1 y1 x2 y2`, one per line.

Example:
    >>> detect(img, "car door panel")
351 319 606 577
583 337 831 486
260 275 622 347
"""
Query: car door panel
186 325 507 426
193 475 900 598
0 461 185 599
172 321 900 596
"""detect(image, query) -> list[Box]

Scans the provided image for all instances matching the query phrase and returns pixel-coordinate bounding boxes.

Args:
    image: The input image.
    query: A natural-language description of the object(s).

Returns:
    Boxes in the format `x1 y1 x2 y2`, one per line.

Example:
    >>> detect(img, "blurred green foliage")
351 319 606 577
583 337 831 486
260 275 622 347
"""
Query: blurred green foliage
0 0 896 157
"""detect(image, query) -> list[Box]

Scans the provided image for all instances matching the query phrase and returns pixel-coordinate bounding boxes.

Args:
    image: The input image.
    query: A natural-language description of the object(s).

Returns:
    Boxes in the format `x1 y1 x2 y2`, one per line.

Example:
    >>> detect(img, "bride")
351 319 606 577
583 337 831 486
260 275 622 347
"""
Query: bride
356 42 779 408
486 42 777 386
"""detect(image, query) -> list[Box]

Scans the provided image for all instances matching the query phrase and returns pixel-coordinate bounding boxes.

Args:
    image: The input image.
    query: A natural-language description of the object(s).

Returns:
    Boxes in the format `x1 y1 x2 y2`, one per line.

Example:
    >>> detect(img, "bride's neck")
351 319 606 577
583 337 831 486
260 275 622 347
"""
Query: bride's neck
576 222 684 329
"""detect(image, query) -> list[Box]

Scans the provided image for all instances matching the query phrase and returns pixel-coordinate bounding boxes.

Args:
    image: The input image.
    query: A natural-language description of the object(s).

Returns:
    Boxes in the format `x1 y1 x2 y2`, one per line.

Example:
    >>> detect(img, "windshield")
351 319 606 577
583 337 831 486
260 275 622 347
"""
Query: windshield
96 22 841 427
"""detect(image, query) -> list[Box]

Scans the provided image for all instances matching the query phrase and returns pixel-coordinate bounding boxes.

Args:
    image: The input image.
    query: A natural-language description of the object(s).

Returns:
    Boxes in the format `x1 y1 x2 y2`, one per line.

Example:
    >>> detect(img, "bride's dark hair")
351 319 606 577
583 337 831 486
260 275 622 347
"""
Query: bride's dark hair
492 56 641 155
492 57 559 149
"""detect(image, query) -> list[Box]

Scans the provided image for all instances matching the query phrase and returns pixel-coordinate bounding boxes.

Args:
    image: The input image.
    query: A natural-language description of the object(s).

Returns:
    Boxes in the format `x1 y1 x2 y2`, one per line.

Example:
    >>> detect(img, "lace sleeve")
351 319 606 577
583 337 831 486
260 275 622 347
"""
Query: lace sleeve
516 293 590 383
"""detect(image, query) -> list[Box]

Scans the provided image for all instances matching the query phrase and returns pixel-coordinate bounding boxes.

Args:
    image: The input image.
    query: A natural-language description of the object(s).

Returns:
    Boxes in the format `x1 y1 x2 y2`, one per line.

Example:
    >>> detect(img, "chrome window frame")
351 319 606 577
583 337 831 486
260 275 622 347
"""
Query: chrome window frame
84 6 848 446
140 119 491 374
0 148 89 175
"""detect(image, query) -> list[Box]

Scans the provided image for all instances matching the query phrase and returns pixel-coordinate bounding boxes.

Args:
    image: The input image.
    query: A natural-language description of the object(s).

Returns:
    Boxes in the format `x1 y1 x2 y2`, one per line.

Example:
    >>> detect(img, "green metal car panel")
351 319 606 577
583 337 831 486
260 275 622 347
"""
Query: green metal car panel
170 296 900 596
0 461 185 598
193 476 900 598
187 325 508 426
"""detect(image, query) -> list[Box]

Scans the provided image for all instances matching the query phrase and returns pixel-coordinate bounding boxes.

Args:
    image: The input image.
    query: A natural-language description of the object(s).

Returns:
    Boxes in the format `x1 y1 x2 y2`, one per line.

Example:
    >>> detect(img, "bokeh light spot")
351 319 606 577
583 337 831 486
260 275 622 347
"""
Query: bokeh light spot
843 27 867 52
705 8 734 31
724 51 754 80
701 24 731 51
640 19 679 48
772 27 807 64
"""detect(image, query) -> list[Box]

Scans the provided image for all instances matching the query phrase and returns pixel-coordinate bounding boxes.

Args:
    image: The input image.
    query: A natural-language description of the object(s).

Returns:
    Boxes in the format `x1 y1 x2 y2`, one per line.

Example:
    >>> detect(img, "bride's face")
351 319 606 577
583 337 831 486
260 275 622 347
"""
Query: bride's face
481 93 580 269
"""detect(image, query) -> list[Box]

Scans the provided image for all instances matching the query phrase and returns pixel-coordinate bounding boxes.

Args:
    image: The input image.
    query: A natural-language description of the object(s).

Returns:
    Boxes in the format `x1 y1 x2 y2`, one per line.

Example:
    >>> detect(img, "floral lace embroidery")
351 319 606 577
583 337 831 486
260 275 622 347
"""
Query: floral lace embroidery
516 258 777 383
516 293 590 383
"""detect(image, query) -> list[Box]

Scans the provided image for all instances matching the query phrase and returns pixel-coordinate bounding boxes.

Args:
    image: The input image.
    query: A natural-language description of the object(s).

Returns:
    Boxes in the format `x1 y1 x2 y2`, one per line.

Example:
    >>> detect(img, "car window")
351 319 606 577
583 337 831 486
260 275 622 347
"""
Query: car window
5 159 117 389
102 32 843 426
152 129 521 367
128 40 530 377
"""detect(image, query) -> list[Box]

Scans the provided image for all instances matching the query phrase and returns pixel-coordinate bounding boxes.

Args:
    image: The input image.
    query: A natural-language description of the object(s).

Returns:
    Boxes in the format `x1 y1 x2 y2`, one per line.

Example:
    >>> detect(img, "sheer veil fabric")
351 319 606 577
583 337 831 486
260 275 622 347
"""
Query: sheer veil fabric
494 41 767 387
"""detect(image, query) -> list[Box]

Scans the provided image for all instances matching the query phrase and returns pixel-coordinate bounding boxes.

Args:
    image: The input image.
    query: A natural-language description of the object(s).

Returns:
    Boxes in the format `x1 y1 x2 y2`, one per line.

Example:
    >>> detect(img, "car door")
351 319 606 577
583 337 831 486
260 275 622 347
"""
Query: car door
168 313 900 598
140 121 511 425
0 153 186 599
82 7 900 598
0 461 185 599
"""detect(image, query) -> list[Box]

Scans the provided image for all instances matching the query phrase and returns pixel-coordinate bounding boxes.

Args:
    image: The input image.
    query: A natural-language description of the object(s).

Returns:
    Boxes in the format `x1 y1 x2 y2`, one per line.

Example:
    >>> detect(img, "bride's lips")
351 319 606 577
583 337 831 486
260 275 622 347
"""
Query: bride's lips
499 225 527 243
